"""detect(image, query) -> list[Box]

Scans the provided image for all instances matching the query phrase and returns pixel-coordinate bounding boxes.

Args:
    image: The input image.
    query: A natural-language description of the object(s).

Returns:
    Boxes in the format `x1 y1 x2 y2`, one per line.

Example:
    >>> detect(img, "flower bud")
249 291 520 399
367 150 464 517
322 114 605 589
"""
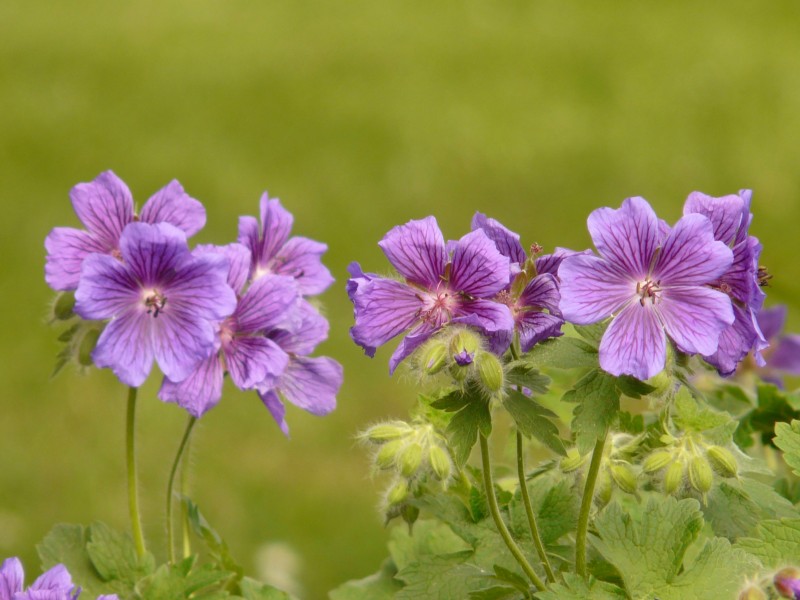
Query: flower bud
706 445 738 478
361 421 413 444
419 340 449 375
386 479 409 505
375 440 404 470
52 291 76 321
399 443 423 477
78 328 100 367
428 445 452 481
688 455 713 495
596 473 612 507
642 451 673 473
476 351 504 393
738 585 767 600
560 448 586 473
609 463 638 494
663 460 684 494
660 433 678 445
449 330 481 366
775 567 800 599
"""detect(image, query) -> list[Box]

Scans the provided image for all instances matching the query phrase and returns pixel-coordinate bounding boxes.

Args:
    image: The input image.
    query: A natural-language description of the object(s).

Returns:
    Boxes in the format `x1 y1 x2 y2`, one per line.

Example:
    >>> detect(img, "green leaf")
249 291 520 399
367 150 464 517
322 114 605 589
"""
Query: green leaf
522 336 598 370
735 519 800 568
329 559 403 600
238 577 293 599
37 524 105 596
509 478 578 548
703 482 759 539
468 585 521 599
614 375 655 399
774 419 800 477
593 496 759 599
672 387 737 444
135 556 234 599
184 497 244 578
563 369 620 453
432 384 491 466
387 520 471 572
573 321 609 347
503 390 565 456
395 556 488 599
504 362 550 395
536 573 627 600
86 521 155 591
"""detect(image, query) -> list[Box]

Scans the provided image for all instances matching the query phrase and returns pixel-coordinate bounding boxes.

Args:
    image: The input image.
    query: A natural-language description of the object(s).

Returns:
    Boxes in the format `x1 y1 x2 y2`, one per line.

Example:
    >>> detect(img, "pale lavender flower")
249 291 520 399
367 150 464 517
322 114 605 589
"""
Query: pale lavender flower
238 194 334 295
0 557 118 600
45 171 205 291
348 217 514 373
158 243 299 417
774 567 800 599
683 190 768 375
74 222 237 387
751 305 800 385
258 300 343 435
559 197 735 380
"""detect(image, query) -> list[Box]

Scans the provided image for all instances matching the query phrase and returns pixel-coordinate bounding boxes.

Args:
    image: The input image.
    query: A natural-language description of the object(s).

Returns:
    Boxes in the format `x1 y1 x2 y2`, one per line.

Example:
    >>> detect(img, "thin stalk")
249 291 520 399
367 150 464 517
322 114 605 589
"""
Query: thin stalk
480 434 545 592
575 434 607 577
126 386 147 558
516 431 556 583
166 415 197 563
180 434 193 559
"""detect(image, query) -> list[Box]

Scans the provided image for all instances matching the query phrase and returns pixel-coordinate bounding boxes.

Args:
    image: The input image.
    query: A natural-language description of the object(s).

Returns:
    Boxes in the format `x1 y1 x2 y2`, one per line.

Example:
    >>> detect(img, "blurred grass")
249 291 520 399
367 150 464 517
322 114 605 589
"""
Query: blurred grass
1 1 799 597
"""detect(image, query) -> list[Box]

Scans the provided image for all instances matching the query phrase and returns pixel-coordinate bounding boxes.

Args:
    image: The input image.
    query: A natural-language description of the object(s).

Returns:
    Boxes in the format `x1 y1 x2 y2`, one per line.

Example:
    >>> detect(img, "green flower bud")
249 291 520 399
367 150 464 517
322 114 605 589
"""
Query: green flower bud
706 445 738 478
386 479 409 505
361 421 412 444
52 291 76 321
660 433 678 445
428 445 452 481
642 451 674 473
476 351 504 393
596 473 612 507
399 443 423 477
449 329 481 366
688 455 713 494
738 585 767 600
78 328 100 367
375 440 404 470
663 460 684 494
609 463 638 494
419 340 449 375
560 448 586 473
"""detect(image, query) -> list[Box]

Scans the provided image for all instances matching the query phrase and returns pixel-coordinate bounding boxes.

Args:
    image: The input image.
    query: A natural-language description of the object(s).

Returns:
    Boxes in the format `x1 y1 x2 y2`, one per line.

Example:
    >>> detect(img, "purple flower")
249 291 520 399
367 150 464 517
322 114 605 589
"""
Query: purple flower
752 305 800 384
158 243 299 417
258 300 343 435
348 216 514 373
238 194 334 296
74 222 237 387
45 171 206 291
774 567 800 599
559 197 735 380
0 557 118 600
683 190 768 375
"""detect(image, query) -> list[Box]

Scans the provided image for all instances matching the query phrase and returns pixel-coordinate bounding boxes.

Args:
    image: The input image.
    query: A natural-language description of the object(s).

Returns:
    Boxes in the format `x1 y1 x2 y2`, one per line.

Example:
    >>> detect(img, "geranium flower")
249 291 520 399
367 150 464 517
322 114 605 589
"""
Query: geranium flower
45 170 205 291
683 190 768 375
0 557 118 600
752 305 800 386
74 222 237 387
238 194 334 295
559 197 735 380
348 216 514 373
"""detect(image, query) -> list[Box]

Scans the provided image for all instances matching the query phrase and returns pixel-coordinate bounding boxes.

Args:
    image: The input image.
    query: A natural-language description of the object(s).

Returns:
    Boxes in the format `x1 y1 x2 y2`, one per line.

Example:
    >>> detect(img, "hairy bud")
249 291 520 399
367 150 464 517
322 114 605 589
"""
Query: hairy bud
738 585 767 600
706 446 738 478
609 463 638 494
642 451 673 473
361 421 413 444
476 351 504 393
428 445 452 481
419 340 449 375
53 291 76 321
399 443 423 478
663 460 684 494
560 448 586 473
78 328 100 367
688 455 713 495
386 479 409 505
449 330 481 366
375 440 404 470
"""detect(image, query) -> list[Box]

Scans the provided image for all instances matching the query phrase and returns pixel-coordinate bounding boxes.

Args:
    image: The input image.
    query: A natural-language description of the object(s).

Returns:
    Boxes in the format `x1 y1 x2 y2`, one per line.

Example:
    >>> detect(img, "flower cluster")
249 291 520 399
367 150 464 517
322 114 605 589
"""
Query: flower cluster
45 171 341 431
0 557 117 600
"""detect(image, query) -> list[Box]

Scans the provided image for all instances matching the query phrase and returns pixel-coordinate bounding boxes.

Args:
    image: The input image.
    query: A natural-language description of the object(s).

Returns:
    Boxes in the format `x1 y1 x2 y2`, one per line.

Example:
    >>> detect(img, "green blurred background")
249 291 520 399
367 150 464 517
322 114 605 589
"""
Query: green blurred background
1 1 799 597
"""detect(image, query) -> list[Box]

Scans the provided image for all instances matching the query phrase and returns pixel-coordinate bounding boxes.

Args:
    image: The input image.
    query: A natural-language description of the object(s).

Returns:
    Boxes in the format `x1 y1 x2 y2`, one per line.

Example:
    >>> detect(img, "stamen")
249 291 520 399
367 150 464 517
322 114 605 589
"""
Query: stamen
144 290 167 318
757 265 772 287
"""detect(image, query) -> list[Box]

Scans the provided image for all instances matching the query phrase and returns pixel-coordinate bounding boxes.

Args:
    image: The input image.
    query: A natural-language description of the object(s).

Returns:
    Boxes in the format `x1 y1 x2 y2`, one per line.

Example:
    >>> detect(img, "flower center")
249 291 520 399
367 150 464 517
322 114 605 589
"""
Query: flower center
419 289 458 327
636 279 660 306
143 289 167 318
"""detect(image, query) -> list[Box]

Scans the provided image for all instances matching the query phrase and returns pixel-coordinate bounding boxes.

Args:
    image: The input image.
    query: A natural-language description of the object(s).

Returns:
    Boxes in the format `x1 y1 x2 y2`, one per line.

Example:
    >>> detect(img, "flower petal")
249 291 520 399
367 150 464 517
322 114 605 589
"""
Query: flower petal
654 213 733 286
599 302 666 380
139 180 206 238
702 304 760 376
259 389 289 436
471 212 526 264
226 336 289 390
558 254 634 325
535 247 591 277
28 564 74 593
194 243 251 296
452 299 515 355
119 222 188 286
378 216 446 288
657 286 734 356
269 300 329 356
70 171 133 248
0 557 24 598
92 310 155 387
346 262 376 302
389 323 436 374
151 309 217 383
720 236 762 305
74 253 140 320
44 227 108 291
158 354 224 418
350 278 421 357
449 229 511 297
255 195 294 266
164 251 238 321
757 305 787 343
518 311 564 352
683 191 747 246
587 197 662 279
270 236 334 295
770 335 800 375
519 273 560 314
235 274 298 333
278 356 342 415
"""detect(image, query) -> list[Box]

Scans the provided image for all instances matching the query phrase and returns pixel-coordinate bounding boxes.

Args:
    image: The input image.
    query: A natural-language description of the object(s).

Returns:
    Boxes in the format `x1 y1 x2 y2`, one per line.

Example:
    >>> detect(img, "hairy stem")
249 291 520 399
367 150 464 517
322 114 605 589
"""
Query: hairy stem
480 434 545 592
516 431 556 583
180 433 193 559
166 415 197 563
575 434 607 577
126 386 147 558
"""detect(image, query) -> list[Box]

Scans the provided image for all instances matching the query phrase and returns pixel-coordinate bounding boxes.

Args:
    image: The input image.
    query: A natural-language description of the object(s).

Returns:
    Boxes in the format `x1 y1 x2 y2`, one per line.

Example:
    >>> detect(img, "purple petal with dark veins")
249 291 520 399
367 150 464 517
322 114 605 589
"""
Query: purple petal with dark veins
535 247 591 277
69 171 133 249
518 311 564 352
683 191 746 246
27 564 74 594
255 195 294 266
350 277 422 357
657 286 734 356
558 254 634 325
74 254 140 320
163 252 237 321
119 222 187 286
471 212 526 265
453 299 515 355
653 213 733 286
449 229 511 298
269 300 329 356
270 236 334 295
757 305 787 342
44 227 108 291
346 262 376 302
225 336 289 390
235 274 298 333
599 302 666 380
378 216 446 288
519 273 561 314
389 323 436 374
719 236 761 305
278 356 342 415
139 180 206 238
237 215 260 272
194 243 251 296
770 335 800 375
702 304 760 376
0 557 23 598
150 307 218 384
735 189 754 245
259 389 289 436
587 197 662 279
158 354 224 418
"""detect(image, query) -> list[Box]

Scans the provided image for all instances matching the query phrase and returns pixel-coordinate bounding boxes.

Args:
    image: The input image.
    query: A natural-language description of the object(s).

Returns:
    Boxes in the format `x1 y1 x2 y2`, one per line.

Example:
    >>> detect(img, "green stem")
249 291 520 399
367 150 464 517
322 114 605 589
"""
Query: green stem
516 431 556 583
126 386 147 558
180 433 193 559
480 434 545 592
166 415 197 563
575 434 607 577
